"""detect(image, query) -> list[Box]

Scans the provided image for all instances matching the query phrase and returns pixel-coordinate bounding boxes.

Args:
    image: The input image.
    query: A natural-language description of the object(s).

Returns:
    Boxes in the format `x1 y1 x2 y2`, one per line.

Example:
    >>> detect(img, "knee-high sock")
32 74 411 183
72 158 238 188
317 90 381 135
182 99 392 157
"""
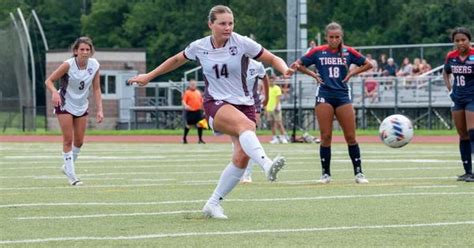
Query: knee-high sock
348 144 363 175
207 162 245 206
462 136 473 174
183 127 190 140
320 146 331 176
239 130 273 172
72 145 81 162
63 151 75 176
198 127 203 140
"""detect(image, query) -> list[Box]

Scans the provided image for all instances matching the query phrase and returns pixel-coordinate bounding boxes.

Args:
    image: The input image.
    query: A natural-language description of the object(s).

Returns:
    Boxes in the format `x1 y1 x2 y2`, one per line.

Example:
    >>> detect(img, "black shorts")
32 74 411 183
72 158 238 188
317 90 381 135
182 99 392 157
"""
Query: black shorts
185 110 203 125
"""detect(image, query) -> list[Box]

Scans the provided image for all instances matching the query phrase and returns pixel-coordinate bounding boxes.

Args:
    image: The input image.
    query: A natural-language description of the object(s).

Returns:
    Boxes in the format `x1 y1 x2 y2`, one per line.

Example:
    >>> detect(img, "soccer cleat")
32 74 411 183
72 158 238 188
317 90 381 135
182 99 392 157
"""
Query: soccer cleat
457 173 472 181
464 174 474 182
266 155 286 182
202 203 228 219
318 174 332 184
198 140 206 144
355 173 369 184
280 138 289 144
269 137 280 144
62 164 82 186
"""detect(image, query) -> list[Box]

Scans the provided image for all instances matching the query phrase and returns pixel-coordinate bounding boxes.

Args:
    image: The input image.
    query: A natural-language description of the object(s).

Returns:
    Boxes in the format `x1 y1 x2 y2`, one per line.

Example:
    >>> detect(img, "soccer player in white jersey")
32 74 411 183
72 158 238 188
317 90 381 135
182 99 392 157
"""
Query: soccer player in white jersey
241 59 269 183
45 37 103 186
128 5 293 219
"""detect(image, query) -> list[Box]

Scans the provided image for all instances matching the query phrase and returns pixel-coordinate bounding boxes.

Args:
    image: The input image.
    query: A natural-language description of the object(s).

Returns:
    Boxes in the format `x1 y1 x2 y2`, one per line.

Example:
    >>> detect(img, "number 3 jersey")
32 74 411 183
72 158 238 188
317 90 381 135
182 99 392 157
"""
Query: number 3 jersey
59 57 100 116
184 32 263 105
444 47 474 102
300 45 366 98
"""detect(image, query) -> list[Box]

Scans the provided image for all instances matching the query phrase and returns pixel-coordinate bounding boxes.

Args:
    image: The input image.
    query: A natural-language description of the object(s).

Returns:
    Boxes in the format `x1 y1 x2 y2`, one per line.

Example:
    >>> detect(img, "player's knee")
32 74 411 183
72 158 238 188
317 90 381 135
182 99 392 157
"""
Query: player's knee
345 135 357 144
320 133 332 143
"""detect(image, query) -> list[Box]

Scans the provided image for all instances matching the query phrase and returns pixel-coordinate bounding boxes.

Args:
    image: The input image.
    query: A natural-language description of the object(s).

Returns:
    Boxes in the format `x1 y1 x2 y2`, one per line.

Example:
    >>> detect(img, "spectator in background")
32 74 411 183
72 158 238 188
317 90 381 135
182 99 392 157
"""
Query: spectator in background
396 57 413 77
44 37 103 186
266 75 289 144
412 57 423 76
364 77 379 103
378 53 388 74
383 57 398 76
421 59 432 74
365 54 378 74
182 79 205 144
306 39 317 54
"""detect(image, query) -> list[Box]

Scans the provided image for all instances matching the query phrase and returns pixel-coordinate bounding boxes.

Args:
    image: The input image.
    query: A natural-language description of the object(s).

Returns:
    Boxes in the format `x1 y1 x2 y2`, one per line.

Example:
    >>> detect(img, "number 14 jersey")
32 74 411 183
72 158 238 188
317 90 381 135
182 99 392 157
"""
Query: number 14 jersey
184 32 263 106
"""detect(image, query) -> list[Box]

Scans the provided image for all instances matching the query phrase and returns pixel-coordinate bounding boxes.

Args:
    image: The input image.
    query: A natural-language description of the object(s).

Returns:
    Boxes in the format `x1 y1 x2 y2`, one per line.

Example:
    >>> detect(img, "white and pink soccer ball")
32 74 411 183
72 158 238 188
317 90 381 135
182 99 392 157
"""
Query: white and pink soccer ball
379 114 414 148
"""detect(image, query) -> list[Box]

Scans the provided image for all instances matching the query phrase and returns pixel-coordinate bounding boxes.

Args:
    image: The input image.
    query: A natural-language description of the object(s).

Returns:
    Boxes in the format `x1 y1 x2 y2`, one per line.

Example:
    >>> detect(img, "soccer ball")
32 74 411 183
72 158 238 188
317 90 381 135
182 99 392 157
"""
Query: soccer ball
379 114 414 148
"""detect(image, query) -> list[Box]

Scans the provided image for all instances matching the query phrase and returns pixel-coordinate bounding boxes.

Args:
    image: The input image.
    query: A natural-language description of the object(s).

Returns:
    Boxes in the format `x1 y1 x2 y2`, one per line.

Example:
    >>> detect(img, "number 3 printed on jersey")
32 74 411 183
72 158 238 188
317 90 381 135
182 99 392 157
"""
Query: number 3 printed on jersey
79 81 85 90
213 64 229 79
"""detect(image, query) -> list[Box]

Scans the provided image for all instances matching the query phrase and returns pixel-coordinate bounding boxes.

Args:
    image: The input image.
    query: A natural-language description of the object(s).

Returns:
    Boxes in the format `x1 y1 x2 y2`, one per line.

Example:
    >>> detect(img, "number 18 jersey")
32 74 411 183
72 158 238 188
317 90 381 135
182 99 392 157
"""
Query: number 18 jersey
184 32 263 105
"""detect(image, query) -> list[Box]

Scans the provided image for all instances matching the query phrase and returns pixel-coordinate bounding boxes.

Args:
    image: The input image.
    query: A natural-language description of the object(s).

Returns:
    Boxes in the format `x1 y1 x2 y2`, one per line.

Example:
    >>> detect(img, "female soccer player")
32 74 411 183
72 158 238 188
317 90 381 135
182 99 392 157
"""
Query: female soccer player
443 27 474 182
290 22 373 184
128 5 293 218
45 37 103 186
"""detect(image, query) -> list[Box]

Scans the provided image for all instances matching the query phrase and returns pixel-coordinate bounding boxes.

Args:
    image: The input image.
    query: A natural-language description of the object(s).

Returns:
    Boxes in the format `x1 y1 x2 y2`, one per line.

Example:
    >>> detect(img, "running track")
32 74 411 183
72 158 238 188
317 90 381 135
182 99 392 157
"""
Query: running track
0 135 457 144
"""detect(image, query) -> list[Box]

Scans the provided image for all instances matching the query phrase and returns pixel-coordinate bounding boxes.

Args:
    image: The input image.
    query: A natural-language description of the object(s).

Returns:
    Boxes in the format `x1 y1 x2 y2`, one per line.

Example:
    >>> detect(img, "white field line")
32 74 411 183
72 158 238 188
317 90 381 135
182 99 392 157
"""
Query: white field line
1 192 473 209
0 158 460 170
0 166 461 180
16 210 201 220
1 221 473 244
411 185 459 189
0 176 460 190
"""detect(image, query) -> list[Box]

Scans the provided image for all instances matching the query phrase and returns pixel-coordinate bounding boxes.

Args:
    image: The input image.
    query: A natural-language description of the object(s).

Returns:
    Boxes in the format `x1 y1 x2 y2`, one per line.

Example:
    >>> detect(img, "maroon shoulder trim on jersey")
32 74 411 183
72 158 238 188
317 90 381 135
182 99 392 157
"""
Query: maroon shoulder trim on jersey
445 50 459 63
183 51 191 61
253 48 264 60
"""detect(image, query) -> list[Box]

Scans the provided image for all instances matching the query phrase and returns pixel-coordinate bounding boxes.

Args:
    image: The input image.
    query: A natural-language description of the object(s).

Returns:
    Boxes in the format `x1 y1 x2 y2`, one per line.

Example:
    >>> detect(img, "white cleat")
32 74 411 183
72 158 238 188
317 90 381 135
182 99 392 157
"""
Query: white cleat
355 173 369 184
269 138 280 144
62 164 83 186
202 203 228 219
318 174 332 184
266 155 286 182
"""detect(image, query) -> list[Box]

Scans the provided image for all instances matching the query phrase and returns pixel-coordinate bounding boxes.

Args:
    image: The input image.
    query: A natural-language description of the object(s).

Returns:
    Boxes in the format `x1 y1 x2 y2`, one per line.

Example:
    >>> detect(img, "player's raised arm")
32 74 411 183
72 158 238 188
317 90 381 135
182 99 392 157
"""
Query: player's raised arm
128 51 188 86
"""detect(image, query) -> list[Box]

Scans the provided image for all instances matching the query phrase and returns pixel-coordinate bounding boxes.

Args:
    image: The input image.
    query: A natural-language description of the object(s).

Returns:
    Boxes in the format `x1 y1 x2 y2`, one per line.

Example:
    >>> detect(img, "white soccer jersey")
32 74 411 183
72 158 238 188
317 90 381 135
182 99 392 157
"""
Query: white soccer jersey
184 32 263 105
247 59 266 105
59 57 100 116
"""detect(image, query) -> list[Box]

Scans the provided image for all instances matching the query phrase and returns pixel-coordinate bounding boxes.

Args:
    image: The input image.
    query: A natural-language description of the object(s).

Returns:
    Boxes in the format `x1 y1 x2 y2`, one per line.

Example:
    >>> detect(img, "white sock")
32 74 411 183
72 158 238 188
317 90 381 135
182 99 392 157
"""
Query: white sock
72 146 81 162
239 130 272 172
207 162 245 206
62 151 76 176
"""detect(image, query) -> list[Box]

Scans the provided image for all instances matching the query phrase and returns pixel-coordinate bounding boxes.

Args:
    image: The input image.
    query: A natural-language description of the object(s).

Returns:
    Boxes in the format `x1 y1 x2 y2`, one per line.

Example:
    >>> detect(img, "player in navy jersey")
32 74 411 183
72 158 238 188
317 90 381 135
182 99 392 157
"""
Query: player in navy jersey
45 37 103 186
290 22 373 184
128 5 293 218
443 27 474 182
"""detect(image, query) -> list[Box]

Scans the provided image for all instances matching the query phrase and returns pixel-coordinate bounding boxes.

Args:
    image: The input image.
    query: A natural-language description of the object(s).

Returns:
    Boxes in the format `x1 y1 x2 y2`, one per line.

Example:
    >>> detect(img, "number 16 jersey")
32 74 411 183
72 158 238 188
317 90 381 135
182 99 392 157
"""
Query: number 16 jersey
184 32 263 106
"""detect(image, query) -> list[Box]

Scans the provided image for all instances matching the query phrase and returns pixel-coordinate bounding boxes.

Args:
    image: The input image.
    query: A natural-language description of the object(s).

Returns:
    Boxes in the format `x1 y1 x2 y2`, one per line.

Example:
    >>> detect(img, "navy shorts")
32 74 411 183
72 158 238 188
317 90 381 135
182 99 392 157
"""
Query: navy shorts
450 94 474 112
315 94 352 109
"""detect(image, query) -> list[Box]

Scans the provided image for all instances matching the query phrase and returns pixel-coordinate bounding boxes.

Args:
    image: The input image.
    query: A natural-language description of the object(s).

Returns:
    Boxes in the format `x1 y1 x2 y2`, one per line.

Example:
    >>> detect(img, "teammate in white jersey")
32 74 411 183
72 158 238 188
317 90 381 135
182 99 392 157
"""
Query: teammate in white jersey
241 59 269 183
129 5 293 219
45 37 103 186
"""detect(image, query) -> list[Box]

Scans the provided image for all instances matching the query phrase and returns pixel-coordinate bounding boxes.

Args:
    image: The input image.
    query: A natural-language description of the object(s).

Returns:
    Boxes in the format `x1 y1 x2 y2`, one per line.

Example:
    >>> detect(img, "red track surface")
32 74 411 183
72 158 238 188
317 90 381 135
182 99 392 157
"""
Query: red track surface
0 135 457 144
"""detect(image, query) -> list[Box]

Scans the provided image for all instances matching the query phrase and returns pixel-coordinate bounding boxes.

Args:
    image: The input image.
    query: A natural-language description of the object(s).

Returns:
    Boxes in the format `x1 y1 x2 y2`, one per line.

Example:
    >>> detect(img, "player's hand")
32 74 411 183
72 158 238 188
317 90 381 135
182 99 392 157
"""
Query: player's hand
51 91 61 107
96 110 104 124
127 74 150 87
282 68 295 78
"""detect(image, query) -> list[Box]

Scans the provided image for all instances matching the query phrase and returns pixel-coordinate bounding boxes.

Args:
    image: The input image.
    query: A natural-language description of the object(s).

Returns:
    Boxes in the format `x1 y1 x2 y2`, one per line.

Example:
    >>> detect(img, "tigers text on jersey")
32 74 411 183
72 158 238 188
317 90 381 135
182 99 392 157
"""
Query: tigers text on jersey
59 57 100 116
184 32 263 106
300 45 366 97
444 48 474 101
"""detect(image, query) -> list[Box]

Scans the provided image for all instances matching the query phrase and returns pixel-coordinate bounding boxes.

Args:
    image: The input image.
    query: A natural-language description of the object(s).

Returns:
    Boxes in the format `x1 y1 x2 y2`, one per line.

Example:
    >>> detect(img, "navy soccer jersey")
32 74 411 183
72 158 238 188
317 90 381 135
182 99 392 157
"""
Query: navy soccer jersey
300 45 366 97
444 47 474 102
